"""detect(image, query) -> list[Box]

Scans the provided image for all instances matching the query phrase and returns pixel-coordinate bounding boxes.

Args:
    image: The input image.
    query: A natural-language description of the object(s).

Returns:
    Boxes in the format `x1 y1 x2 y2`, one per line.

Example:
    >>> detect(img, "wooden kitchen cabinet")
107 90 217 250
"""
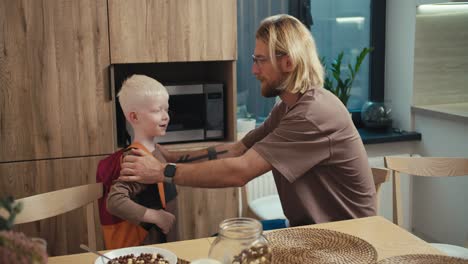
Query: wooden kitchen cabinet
176 186 239 240
108 0 238 145
108 0 237 63
0 155 106 256
0 0 115 162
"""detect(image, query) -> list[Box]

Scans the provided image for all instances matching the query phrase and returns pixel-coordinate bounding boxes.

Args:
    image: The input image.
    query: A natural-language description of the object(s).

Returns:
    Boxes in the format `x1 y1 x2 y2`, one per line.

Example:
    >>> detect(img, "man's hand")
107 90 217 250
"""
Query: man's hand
119 148 164 184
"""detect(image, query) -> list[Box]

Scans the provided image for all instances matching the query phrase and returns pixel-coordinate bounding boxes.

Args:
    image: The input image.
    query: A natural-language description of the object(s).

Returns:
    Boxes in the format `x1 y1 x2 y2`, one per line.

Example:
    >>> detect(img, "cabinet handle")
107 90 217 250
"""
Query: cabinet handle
108 65 115 101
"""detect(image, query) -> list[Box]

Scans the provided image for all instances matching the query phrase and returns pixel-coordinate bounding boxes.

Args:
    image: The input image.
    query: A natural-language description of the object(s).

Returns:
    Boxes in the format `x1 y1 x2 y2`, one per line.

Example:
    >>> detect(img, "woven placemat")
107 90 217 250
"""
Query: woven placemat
377 254 468 264
266 228 378 264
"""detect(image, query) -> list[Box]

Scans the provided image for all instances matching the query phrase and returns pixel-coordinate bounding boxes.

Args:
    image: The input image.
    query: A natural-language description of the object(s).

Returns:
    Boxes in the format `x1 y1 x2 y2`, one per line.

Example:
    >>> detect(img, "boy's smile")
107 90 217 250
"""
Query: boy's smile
133 94 170 139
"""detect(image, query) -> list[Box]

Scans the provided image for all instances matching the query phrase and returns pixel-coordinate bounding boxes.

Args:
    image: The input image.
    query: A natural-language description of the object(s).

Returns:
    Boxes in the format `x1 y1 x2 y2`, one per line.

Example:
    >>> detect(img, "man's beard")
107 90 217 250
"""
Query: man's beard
260 76 286 98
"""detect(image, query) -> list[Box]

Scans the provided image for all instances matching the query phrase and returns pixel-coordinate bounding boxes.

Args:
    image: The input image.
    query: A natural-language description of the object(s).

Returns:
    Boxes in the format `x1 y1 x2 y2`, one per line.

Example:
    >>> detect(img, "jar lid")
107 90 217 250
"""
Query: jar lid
218 217 263 240
190 258 223 264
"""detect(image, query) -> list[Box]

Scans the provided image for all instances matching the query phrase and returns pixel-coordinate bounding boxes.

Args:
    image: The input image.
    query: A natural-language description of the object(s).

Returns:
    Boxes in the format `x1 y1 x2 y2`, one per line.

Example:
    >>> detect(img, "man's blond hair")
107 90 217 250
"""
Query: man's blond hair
117 74 168 115
256 14 324 94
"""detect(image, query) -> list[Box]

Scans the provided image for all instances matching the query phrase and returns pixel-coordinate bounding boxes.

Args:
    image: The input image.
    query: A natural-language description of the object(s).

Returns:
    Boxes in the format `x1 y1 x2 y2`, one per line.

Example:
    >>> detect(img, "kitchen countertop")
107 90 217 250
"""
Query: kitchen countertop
412 102 468 121
358 128 421 144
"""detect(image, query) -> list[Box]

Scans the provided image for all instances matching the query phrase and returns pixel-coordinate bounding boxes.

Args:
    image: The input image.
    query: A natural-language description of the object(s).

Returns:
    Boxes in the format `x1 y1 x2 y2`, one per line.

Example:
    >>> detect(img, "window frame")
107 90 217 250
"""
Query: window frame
369 0 386 102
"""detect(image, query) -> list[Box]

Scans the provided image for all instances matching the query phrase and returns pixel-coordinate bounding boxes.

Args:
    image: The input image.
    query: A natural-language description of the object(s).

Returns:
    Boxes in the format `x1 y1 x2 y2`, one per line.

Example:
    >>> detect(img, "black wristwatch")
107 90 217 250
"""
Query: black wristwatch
163 163 177 184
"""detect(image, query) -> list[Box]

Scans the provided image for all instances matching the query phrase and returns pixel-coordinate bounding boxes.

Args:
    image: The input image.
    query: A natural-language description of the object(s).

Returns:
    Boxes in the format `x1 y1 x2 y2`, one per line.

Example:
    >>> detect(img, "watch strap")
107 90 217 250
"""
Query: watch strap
164 176 174 184
164 163 177 184
207 146 217 160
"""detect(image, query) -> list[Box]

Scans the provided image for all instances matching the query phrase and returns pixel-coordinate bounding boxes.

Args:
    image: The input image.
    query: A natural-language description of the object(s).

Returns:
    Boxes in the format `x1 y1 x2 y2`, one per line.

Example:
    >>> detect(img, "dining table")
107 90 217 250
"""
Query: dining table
48 216 443 263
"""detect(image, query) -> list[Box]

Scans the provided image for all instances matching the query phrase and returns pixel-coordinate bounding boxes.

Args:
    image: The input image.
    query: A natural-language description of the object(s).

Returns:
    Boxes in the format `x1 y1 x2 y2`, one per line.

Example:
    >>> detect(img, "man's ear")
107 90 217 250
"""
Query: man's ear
280 55 294 73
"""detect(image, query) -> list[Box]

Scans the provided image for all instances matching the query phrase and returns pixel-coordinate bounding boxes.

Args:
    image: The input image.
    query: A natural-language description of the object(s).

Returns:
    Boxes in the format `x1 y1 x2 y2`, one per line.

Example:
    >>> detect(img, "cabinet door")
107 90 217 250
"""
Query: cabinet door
0 155 106 255
0 0 115 162
108 0 237 63
176 186 239 240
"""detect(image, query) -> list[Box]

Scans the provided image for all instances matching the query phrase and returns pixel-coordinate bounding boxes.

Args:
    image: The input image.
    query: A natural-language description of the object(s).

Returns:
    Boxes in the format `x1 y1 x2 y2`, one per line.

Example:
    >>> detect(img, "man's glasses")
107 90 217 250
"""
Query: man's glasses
251 54 285 66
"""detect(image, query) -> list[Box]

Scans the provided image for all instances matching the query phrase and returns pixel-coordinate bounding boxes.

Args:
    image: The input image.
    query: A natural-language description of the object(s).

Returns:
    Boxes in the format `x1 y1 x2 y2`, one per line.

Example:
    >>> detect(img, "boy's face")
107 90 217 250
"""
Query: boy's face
133 94 170 138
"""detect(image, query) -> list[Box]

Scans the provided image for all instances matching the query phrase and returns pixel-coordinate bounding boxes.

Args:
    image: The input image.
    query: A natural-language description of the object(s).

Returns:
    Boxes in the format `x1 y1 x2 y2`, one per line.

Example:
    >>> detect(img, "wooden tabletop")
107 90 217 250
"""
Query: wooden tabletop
48 216 443 263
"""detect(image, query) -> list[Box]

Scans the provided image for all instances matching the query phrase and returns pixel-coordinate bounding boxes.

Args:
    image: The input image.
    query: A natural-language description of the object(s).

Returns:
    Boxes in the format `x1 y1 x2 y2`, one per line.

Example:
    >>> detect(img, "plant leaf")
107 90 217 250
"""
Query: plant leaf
322 47 372 106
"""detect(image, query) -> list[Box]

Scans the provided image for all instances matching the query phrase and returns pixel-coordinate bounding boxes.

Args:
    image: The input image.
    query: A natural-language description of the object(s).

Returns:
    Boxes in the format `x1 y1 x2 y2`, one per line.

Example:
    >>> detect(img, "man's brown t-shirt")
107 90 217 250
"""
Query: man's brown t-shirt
242 88 376 226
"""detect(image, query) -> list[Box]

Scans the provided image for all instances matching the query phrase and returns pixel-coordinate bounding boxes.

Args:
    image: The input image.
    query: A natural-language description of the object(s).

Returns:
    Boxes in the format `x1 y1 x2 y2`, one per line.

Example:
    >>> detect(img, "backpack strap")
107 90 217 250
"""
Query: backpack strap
126 142 167 209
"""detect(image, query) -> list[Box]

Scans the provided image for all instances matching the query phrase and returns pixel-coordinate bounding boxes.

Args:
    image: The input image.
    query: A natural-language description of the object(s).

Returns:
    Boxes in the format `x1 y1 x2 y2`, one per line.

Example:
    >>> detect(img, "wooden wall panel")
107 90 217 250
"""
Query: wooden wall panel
108 0 237 63
0 0 115 162
413 9 468 106
176 186 239 240
0 156 106 256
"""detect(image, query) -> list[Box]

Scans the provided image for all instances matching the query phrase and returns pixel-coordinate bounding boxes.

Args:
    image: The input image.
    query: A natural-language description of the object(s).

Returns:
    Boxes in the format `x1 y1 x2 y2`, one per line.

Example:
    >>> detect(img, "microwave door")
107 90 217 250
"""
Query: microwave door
157 90 205 144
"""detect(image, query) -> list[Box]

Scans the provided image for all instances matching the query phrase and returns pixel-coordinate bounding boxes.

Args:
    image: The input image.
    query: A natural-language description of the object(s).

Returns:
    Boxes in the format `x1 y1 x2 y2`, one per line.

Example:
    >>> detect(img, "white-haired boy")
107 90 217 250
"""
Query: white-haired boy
97 74 177 249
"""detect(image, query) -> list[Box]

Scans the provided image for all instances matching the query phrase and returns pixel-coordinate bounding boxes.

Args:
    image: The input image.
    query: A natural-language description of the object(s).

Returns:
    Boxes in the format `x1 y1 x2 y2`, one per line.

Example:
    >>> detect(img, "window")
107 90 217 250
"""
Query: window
236 0 385 122
310 0 371 110
307 0 386 110
236 0 289 123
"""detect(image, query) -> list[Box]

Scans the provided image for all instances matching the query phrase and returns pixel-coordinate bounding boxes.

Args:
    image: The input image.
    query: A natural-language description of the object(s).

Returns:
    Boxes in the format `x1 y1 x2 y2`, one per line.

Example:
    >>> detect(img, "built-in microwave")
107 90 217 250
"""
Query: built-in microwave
115 83 225 146
157 83 225 144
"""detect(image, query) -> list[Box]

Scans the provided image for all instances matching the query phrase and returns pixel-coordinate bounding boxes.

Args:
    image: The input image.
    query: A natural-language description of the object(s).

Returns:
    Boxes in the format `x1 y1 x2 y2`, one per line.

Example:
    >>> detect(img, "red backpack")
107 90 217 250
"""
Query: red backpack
96 143 165 249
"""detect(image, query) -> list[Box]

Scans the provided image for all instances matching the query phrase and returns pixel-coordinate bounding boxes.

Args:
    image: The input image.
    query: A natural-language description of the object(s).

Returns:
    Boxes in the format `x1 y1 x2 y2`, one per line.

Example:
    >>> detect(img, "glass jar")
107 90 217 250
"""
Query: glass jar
361 101 393 129
208 217 272 264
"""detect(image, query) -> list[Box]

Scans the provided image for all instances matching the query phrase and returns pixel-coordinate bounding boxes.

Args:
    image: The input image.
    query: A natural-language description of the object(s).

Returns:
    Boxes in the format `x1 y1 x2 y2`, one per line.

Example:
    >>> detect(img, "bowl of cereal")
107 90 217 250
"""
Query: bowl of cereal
94 246 177 264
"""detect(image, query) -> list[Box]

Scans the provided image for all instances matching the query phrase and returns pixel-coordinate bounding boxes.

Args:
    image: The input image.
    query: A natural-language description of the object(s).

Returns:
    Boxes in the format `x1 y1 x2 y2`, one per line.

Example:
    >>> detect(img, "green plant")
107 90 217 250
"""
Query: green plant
1 230 48 264
321 47 373 107
0 196 22 231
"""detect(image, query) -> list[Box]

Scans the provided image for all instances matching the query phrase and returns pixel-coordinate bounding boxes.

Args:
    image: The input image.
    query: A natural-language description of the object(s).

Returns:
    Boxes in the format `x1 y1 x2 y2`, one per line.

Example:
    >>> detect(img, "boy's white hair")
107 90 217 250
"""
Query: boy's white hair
117 74 168 114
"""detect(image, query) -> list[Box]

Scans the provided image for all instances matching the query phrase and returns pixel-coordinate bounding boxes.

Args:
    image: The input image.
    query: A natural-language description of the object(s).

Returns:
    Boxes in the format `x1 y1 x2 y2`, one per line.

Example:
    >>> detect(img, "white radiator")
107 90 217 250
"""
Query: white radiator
239 171 285 220
246 171 277 203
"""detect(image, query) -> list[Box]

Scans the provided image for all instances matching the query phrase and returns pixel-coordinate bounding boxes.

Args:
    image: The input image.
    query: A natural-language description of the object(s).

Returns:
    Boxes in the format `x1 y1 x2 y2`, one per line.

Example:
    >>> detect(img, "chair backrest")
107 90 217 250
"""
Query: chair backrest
371 167 391 212
384 156 468 226
14 182 103 250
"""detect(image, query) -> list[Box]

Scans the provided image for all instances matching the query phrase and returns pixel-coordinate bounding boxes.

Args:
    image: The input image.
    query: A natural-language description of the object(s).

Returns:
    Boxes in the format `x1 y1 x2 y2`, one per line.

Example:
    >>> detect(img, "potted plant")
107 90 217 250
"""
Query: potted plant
321 47 373 107
0 197 48 264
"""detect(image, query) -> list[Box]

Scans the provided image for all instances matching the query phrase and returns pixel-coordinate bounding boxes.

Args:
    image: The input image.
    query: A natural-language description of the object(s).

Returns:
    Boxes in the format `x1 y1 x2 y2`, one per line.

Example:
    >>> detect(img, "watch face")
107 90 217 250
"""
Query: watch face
164 163 177 178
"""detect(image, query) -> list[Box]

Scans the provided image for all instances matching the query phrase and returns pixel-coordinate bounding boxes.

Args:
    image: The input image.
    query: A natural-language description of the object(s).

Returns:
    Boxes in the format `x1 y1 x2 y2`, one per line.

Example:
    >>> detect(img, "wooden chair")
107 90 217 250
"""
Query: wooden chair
371 167 391 212
14 183 103 250
384 156 468 258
